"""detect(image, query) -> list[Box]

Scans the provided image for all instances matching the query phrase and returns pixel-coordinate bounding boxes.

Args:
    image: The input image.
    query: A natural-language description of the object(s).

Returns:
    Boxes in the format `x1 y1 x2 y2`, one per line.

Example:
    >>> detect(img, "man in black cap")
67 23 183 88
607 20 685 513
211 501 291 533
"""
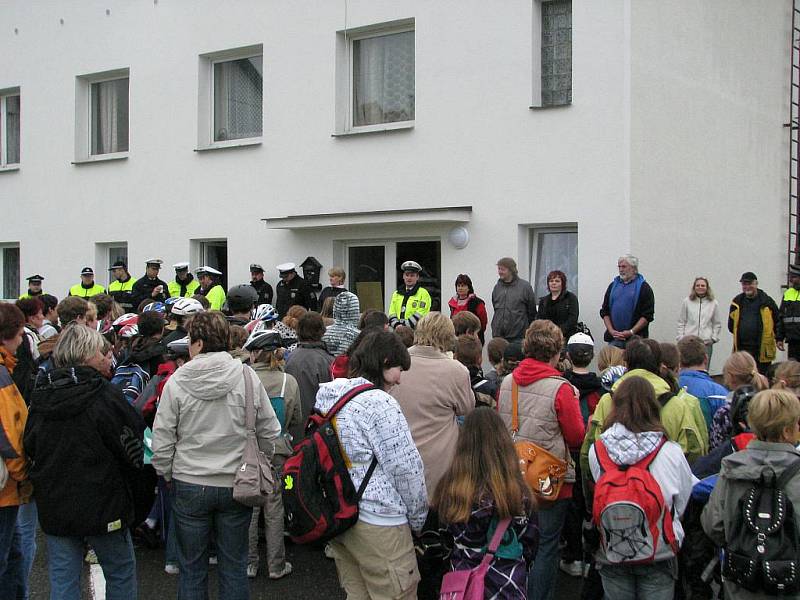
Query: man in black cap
275 262 316 318
778 264 800 361
68 268 106 298
249 264 273 305
130 259 170 310
728 271 780 374
108 261 138 312
19 275 45 299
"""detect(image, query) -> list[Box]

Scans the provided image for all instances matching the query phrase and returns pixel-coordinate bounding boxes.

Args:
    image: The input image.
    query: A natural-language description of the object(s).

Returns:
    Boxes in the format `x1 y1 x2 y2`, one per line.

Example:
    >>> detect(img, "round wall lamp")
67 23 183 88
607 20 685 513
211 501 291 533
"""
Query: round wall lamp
448 226 470 250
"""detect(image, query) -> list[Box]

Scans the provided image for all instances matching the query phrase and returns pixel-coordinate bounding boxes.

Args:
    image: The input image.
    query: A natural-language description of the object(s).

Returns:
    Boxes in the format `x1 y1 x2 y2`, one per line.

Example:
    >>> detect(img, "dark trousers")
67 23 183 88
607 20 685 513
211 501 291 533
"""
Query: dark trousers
788 341 800 362
739 346 771 376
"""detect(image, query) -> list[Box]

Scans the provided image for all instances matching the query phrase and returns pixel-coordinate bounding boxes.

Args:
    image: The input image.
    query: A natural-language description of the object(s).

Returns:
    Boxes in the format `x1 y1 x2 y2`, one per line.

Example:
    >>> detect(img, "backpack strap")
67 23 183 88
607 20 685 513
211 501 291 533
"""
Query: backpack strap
777 457 800 489
657 392 676 408
242 365 256 432
511 380 520 437
280 372 287 397
478 517 512 568
355 457 379 501
324 383 375 421
594 439 616 474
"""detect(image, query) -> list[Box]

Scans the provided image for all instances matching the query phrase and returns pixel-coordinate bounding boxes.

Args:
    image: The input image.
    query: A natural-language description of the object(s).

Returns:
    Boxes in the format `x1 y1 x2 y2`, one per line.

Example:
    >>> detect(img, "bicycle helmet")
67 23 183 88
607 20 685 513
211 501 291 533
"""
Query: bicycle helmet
112 313 138 330
226 284 259 312
118 324 139 339
166 336 190 357
244 329 284 352
252 303 278 323
171 297 204 317
142 302 166 315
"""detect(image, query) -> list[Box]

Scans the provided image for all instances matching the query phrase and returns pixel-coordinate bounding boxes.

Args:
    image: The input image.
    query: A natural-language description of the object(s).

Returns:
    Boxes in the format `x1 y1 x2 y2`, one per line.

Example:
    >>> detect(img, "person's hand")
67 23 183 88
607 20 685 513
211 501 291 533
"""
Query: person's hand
778 340 786 352
611 329 626 341
152 285 163 298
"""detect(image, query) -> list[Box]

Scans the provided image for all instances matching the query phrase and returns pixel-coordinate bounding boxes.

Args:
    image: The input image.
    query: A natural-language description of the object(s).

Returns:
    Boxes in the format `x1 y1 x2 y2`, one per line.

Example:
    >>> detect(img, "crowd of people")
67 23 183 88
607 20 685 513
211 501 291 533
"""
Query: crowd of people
0 252 799 600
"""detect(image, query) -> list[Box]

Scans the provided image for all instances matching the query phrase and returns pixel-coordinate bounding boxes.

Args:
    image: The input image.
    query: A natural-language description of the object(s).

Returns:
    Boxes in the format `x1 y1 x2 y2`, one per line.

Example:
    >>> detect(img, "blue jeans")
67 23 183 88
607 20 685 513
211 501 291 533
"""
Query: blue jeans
0 505 25 600
598 559 676 600
45 528 136 600
172 479 251 600
528 498 570 600
17 501 37 599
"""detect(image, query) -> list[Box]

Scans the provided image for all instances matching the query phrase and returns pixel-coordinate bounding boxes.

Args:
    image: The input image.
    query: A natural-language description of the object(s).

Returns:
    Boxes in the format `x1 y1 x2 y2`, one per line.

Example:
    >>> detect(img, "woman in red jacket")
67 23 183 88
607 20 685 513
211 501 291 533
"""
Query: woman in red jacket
447 274 488 343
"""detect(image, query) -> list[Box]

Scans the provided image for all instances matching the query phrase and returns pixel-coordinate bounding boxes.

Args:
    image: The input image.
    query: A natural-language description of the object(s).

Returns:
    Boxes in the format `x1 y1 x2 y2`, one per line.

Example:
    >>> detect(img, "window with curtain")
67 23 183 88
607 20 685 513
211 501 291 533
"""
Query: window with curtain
541 0 572 106
2 94 20 165
90 78 129 155
352 30 415 127
213 56 263 142
2 247 20 299
531 229 578 298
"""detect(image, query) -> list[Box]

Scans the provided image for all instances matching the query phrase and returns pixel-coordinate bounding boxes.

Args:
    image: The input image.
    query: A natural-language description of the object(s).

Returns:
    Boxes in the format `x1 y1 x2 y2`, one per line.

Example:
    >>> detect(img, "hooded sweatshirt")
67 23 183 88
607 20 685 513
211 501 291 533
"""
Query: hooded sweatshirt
322 291 361 357
588 423 696 563
314 377 428 532
151 352 281 488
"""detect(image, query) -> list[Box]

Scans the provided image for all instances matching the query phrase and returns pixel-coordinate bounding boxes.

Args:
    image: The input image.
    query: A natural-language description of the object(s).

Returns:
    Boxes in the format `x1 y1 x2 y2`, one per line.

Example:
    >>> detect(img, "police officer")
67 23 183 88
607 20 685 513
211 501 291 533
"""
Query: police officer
107 260 138 312
68 267 106 298
275 262 316 318
226 284 259 326
168 262 200 298
196 266 226 311
130 259 170 310
388 260 432 323
249 264 273 305
19 275 45 299
779 264 800 360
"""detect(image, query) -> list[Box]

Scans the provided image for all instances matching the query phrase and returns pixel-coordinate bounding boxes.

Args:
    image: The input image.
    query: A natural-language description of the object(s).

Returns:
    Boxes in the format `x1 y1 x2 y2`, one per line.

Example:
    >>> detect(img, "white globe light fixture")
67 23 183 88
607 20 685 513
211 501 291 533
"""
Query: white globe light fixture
448 226 470 249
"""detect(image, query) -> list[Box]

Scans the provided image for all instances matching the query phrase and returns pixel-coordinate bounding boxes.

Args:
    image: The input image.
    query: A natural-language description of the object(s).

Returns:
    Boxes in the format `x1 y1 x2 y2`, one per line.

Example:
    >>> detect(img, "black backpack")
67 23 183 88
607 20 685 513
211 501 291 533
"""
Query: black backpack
722 458 800 595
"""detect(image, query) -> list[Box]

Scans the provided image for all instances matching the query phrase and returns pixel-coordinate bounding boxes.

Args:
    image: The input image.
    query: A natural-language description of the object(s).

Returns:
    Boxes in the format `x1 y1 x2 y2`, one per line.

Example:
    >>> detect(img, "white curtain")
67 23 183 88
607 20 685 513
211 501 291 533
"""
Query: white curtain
214 57 263 141
91 78 129 155
5 95 20 164
353 31 414 126
533 231 578 297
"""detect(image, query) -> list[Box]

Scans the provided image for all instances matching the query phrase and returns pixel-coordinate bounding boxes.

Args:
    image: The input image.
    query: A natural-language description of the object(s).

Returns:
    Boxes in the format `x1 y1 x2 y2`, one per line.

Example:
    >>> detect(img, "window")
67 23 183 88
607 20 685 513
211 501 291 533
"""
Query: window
74 69 129 162
96 242 128 285
533 0 572 107
336 20 415 133
530 227 577 298
0 89 20 167
192 239 228 289
198 45 263 149
0 245 20 299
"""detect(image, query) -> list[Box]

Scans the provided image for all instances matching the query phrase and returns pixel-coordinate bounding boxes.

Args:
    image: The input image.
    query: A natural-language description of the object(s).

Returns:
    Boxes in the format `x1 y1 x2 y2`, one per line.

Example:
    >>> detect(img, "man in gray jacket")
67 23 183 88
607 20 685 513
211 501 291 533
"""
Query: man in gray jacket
491 257 537 343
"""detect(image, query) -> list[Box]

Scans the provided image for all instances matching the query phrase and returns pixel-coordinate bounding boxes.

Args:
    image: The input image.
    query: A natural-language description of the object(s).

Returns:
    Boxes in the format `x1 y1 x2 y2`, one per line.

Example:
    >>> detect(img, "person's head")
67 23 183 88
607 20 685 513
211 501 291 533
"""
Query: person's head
198 273 213 289
501 342 524 374
486 337 509 367
454 274 474 299
16 298 44 329
597 345 625 372
723 351 768 391
228 324 248 350
186 312 230 357
226 284 259 315
359 309 389 331
547 270 567 295
496 257 517 283
400 260 421 288
328 266 346 287
566 332 594 369
730 385 758 435
394 325 414 348
57 296 89 327
624 337 661 375
523 319 563 364
320 296 335 320
89 294 115 321
137 311 165 340
451 311 481 338
26 276 43 293
277 263 297 284
51 323 107 370
191 294 211 310
413 312 455 353
348 330 411 390
739 271 759 298
747 389 800 444
677 335 707 369
247 331 285 368
173 262 191 282
250 264 264 282
145 261 162 279
689 277 714 301
455 335 483 368
296 312 325 342
772 361 800 397
111 266 128 281
789 265 800 289
283 305 308 330
79 267 95 285
0 304 25 354
604 375 666 434
40 294 59 322
617 255 639 282
659 342 680 376
433 407 532 523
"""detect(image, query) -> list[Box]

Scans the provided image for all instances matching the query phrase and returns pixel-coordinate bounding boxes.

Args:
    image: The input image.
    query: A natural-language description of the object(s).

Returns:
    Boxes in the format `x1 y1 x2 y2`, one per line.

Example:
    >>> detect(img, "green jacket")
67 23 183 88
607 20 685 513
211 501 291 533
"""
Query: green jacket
68 283 106 298
203 284 226 311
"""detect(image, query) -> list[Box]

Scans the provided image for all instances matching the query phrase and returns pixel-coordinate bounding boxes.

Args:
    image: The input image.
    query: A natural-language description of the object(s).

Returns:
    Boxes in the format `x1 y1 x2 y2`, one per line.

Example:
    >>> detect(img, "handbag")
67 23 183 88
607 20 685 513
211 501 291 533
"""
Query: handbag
439 517 511 600
511 380 569 505
233 365 275 507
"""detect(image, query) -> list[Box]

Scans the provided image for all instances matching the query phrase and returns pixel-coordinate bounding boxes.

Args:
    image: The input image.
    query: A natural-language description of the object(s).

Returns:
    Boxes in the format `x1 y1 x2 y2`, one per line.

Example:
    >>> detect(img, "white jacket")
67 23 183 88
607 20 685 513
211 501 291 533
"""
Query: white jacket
676 296 722 343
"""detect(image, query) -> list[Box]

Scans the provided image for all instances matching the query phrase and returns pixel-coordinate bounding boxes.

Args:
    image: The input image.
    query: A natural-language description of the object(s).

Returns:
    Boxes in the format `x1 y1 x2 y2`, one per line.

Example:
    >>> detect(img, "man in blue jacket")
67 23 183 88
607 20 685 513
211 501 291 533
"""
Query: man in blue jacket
678 335 728 433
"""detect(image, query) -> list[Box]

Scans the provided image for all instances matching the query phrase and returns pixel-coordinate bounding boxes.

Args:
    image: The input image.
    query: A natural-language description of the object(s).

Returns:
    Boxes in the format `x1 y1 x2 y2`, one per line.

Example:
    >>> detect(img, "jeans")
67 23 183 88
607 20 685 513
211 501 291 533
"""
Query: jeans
598 559 676 600
17 501 37 599
528 498 570 600
0 505 25 600
172 479 251 600
45 529 136 600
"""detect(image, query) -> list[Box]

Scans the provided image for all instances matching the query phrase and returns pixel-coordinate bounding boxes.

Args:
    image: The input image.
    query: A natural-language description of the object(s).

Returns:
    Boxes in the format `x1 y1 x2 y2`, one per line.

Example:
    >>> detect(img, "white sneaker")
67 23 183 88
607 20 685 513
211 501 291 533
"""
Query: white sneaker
559 560 584 577
247 563 259 579
269 562 293 579
208 556 218 565
164 564 179 575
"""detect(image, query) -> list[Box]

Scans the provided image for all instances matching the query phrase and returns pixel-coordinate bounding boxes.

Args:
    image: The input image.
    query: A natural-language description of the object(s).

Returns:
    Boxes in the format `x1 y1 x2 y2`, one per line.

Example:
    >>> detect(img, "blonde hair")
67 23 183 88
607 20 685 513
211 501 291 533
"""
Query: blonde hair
328 267 346 283
283 305 308 330
597 345 624 372
523 320 563 362
723 351 768 391
688 277 715 301
252 348 285 370
413 312 455 353
52 323 105 368
747 389 800 442
772 361 800 396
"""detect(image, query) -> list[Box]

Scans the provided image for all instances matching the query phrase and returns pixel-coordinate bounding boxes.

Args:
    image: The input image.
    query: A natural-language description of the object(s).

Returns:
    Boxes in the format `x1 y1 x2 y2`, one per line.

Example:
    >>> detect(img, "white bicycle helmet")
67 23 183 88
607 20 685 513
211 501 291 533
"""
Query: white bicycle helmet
251 303 278 322
244 329 283 352
171 297 205 317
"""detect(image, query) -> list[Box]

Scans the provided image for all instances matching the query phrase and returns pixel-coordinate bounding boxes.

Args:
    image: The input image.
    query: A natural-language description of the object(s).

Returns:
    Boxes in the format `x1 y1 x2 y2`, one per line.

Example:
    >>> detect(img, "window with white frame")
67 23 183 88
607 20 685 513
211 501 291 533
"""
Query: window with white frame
95 242 128 285
75 69 129 161
533 0 572 107
0 89 20 166
0 245 20 299
530 227 578 298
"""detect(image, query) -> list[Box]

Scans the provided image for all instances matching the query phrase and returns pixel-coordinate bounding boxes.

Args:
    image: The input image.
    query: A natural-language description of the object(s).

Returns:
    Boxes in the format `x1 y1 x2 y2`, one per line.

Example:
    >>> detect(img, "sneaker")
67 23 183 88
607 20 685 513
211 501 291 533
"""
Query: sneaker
559 560 584 577
269 562 293 579
208 556 218 566
164 564 179 575
247 563 259 579
84 548 98 564
134 524 160 549
323 543 335 560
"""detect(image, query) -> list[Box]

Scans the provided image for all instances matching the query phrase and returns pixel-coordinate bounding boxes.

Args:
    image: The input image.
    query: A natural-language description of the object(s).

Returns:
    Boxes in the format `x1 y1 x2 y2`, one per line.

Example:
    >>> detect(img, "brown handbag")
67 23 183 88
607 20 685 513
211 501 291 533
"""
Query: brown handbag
511 380 569 505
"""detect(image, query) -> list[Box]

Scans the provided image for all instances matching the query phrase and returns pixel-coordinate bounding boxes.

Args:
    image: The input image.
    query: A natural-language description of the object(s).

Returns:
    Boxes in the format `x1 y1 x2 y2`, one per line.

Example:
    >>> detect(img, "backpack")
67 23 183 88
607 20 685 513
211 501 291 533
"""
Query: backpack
592 437 678 564
281 383 379 544
721 459 800 595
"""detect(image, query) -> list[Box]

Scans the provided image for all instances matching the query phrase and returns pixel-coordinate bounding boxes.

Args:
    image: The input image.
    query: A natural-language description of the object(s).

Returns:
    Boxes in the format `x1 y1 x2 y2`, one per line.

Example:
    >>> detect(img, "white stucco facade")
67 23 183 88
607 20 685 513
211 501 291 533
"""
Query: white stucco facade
0 0 790 370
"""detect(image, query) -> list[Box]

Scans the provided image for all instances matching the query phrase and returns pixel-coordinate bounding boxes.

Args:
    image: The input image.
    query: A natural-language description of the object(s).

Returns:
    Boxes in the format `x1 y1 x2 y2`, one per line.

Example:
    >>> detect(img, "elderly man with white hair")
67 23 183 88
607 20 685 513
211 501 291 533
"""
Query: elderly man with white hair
599 254 655 347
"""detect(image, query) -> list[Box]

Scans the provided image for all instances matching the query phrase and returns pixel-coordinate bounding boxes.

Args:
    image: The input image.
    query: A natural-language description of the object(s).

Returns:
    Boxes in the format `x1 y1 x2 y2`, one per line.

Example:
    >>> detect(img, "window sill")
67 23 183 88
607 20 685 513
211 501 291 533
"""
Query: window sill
194 138 262 152
332 121 415 137
529 103 572 110
72 152 129 165
0 164 20 173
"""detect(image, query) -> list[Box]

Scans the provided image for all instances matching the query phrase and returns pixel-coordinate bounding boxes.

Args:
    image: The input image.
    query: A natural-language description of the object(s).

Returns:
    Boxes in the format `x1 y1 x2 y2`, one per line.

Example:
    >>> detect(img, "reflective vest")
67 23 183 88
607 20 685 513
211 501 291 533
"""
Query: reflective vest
168 278 200 298
388 287 432 320
68 283 106 298
19 290 45 300
203 285 226 311
108 277 137 294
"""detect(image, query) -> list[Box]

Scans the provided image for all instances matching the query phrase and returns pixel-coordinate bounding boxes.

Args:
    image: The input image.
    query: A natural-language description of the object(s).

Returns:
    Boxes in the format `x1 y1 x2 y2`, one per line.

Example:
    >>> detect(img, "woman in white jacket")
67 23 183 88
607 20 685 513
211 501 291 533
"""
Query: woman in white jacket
676 277 722 360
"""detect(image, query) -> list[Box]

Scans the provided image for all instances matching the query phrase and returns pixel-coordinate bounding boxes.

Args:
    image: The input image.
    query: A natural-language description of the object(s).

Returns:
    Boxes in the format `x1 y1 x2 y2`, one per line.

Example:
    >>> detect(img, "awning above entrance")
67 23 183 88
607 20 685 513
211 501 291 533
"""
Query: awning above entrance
262 206 472 230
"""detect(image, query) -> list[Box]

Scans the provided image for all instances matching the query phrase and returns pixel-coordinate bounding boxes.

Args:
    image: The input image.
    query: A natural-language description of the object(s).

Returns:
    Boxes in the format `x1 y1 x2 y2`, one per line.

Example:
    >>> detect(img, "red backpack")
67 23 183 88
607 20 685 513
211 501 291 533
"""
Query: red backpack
281 383 378 544
592 437 678 564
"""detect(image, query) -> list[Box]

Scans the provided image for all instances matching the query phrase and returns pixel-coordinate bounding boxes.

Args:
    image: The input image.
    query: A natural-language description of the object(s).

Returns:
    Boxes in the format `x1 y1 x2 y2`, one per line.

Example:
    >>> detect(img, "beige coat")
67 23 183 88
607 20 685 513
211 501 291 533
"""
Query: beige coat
391 345 474 500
